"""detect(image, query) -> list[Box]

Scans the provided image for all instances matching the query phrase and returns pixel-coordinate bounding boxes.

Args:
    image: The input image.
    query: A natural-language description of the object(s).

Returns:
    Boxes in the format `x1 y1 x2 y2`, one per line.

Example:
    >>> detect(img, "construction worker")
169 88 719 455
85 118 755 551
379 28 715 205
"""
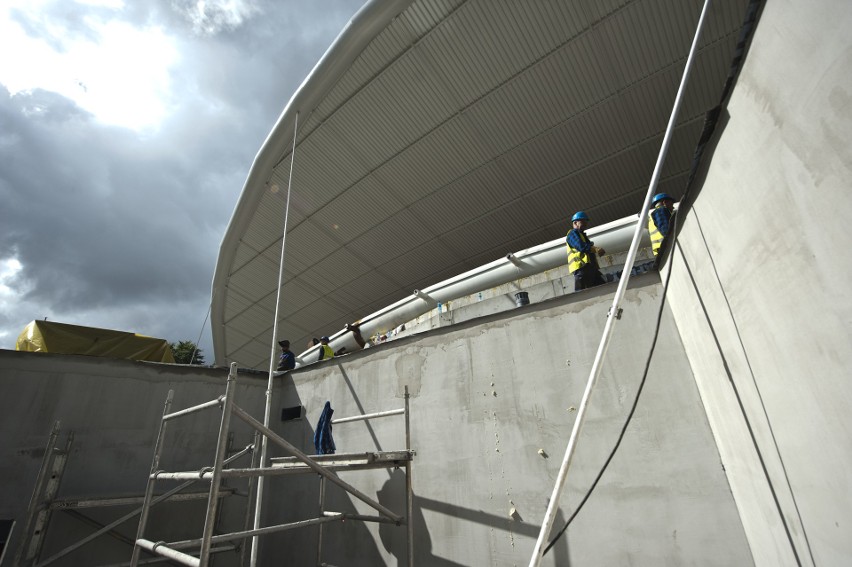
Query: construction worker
566 211 606 291
317 336 334 361
648 193 676 256
276 339 295 371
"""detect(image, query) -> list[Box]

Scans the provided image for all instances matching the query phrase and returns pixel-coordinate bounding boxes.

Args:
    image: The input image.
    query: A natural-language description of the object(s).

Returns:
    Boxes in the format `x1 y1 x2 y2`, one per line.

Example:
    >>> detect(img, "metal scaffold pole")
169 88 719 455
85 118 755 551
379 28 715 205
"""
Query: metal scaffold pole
131 391 175 567
252 111 299 567
528 1 712 564
405 386 414 567
199 363 238 564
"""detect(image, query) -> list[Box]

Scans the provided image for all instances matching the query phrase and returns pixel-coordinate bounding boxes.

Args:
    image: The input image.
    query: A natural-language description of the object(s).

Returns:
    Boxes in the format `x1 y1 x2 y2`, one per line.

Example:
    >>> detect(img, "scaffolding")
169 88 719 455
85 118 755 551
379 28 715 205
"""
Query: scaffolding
129 363 414 567
11 422 252 567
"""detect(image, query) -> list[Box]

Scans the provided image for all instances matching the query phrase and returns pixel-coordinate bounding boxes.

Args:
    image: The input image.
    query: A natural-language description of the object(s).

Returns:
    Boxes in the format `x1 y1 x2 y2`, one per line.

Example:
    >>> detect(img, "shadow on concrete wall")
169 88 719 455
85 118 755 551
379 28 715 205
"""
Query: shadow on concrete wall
417 491 571 566
377 470 464 566
340 367 389 452
264 372 388 565
375 470 571 565
339 343 573 565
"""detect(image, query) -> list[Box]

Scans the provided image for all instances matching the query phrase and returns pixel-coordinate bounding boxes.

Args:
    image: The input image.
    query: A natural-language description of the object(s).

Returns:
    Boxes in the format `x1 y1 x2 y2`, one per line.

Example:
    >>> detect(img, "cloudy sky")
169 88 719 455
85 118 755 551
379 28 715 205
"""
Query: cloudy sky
0 0 364 360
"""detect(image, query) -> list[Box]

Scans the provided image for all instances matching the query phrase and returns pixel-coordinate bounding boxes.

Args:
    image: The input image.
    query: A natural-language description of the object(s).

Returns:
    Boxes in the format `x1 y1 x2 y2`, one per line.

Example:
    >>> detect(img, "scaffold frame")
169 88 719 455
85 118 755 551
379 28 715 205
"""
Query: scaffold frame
129 363 414 567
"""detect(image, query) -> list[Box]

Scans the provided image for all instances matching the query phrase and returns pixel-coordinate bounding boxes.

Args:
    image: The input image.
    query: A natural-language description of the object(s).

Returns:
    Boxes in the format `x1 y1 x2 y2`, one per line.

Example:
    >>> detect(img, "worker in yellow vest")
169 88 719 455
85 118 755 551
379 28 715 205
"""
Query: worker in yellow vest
318 336 335 361
648 193 675 256
566 211 606 291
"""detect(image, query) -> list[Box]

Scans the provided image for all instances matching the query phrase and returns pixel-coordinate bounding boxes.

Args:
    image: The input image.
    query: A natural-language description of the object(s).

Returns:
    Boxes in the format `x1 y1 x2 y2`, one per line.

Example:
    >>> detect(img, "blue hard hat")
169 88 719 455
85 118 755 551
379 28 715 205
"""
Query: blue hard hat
571 211 589 222
652 193 674 205
321 336 330 342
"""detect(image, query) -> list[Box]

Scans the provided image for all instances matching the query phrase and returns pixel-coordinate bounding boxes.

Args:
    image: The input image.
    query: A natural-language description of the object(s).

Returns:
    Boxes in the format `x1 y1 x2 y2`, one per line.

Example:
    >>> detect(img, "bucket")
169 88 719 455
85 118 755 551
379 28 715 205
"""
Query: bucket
514 291 530 307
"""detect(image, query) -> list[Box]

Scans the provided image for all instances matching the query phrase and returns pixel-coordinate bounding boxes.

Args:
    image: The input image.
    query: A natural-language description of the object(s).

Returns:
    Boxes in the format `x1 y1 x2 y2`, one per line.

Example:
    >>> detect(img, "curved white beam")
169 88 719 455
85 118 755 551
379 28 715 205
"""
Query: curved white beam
295 213 650 366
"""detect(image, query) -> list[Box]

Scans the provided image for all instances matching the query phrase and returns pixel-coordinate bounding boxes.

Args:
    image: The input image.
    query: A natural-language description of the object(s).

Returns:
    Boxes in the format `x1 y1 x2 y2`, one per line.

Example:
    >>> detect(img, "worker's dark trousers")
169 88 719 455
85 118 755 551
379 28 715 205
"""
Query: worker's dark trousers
573 264 606 291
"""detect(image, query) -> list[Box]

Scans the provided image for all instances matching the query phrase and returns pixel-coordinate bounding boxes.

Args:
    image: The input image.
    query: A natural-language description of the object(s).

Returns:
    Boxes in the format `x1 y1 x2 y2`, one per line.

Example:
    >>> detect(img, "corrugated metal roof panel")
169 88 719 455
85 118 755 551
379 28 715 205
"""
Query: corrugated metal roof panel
343 269 408 306
277 279 325 315
345 208 433 262
407 165 512 235
375 237 459 286
226 300 277 343
212 0 756 368
310 247 373 290
226 262 278 313
374 121 491 206
227 340 271 370
223 284 254 322
284 219 343 270
310 180 407 246
285 297 350 334
223 324 254 356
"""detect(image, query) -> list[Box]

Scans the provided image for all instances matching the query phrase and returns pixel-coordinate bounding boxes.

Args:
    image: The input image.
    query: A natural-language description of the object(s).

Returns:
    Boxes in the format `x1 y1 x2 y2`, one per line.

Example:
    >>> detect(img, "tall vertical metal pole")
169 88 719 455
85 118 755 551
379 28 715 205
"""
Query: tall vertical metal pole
404 386 414 567
251 112 299 567
199 363 238 565
528 2 712 565
316 476 326 565
131 391 175 567
239 431 260 567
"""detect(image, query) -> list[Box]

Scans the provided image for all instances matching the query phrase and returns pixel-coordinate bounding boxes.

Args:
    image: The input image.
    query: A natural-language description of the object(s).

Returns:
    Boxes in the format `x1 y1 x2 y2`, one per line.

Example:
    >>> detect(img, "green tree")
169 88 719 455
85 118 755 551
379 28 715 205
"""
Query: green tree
169 340 205 365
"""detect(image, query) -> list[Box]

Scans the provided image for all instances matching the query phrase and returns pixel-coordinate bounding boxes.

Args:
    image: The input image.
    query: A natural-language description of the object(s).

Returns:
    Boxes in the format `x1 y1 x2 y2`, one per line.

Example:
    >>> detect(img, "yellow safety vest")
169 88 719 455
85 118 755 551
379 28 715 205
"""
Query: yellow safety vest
566 230 592 274
319 344 334 360
648 204 665 256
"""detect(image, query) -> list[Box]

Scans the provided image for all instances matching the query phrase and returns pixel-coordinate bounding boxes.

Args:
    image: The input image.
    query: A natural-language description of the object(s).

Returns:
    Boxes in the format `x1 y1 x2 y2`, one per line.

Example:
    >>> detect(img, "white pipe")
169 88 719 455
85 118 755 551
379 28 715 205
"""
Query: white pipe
253 112 299 566
331 408 404 424
528 1 711 564
295 213 649 366
135 540 199 567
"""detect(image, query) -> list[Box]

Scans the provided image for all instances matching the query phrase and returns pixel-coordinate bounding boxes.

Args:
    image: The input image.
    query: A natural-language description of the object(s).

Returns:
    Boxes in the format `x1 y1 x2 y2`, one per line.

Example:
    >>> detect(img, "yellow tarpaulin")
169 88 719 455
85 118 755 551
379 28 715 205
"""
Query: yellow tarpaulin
16 320 175 363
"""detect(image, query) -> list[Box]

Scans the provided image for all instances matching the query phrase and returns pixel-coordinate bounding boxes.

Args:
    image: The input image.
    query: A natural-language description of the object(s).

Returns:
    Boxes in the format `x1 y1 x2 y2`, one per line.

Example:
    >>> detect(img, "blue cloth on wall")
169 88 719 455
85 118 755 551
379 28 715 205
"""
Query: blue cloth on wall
313 401 336 455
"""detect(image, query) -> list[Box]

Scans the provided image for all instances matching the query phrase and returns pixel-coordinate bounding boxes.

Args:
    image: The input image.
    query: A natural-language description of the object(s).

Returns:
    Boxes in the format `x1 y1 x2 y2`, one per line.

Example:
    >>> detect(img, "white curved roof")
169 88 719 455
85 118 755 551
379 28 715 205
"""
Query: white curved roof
212 0 753 368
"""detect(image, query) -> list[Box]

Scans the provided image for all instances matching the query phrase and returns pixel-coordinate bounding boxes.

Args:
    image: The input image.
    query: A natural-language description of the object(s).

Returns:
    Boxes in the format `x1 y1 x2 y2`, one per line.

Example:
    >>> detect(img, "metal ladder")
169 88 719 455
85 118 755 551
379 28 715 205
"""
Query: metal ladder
12 422 73 567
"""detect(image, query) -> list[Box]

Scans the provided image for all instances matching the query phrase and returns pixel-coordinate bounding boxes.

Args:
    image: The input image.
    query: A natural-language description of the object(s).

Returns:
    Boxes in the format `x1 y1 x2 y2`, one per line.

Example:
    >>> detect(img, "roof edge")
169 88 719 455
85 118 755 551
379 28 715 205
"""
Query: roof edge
211 0 415 366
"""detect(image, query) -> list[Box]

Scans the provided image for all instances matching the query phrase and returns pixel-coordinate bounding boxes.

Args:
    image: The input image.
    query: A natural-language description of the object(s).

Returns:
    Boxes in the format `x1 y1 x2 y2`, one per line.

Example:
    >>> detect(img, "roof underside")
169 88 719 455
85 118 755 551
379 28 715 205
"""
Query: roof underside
213 0 752 369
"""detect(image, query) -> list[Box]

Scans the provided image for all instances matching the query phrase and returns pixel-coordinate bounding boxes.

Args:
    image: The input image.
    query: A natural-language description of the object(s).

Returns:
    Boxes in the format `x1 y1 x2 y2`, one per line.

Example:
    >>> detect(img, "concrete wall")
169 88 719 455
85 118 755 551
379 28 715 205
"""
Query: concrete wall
264 276 752 566
0 351 278 566
663 1 852 565
0 275 760 566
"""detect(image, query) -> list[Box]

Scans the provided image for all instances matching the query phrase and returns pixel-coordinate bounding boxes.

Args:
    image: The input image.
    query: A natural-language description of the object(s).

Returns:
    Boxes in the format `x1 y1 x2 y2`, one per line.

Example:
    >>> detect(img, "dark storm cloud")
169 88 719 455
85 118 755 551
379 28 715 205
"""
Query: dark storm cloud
0 87 210 308
0 0 365 352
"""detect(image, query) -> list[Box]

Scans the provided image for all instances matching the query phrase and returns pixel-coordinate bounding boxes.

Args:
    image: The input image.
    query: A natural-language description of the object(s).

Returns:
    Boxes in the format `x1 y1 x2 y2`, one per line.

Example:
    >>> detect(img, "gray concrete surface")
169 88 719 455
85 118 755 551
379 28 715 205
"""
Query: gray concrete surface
0 352 276 566
0 275 754 566
265 276 751 566
662 1 852 565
